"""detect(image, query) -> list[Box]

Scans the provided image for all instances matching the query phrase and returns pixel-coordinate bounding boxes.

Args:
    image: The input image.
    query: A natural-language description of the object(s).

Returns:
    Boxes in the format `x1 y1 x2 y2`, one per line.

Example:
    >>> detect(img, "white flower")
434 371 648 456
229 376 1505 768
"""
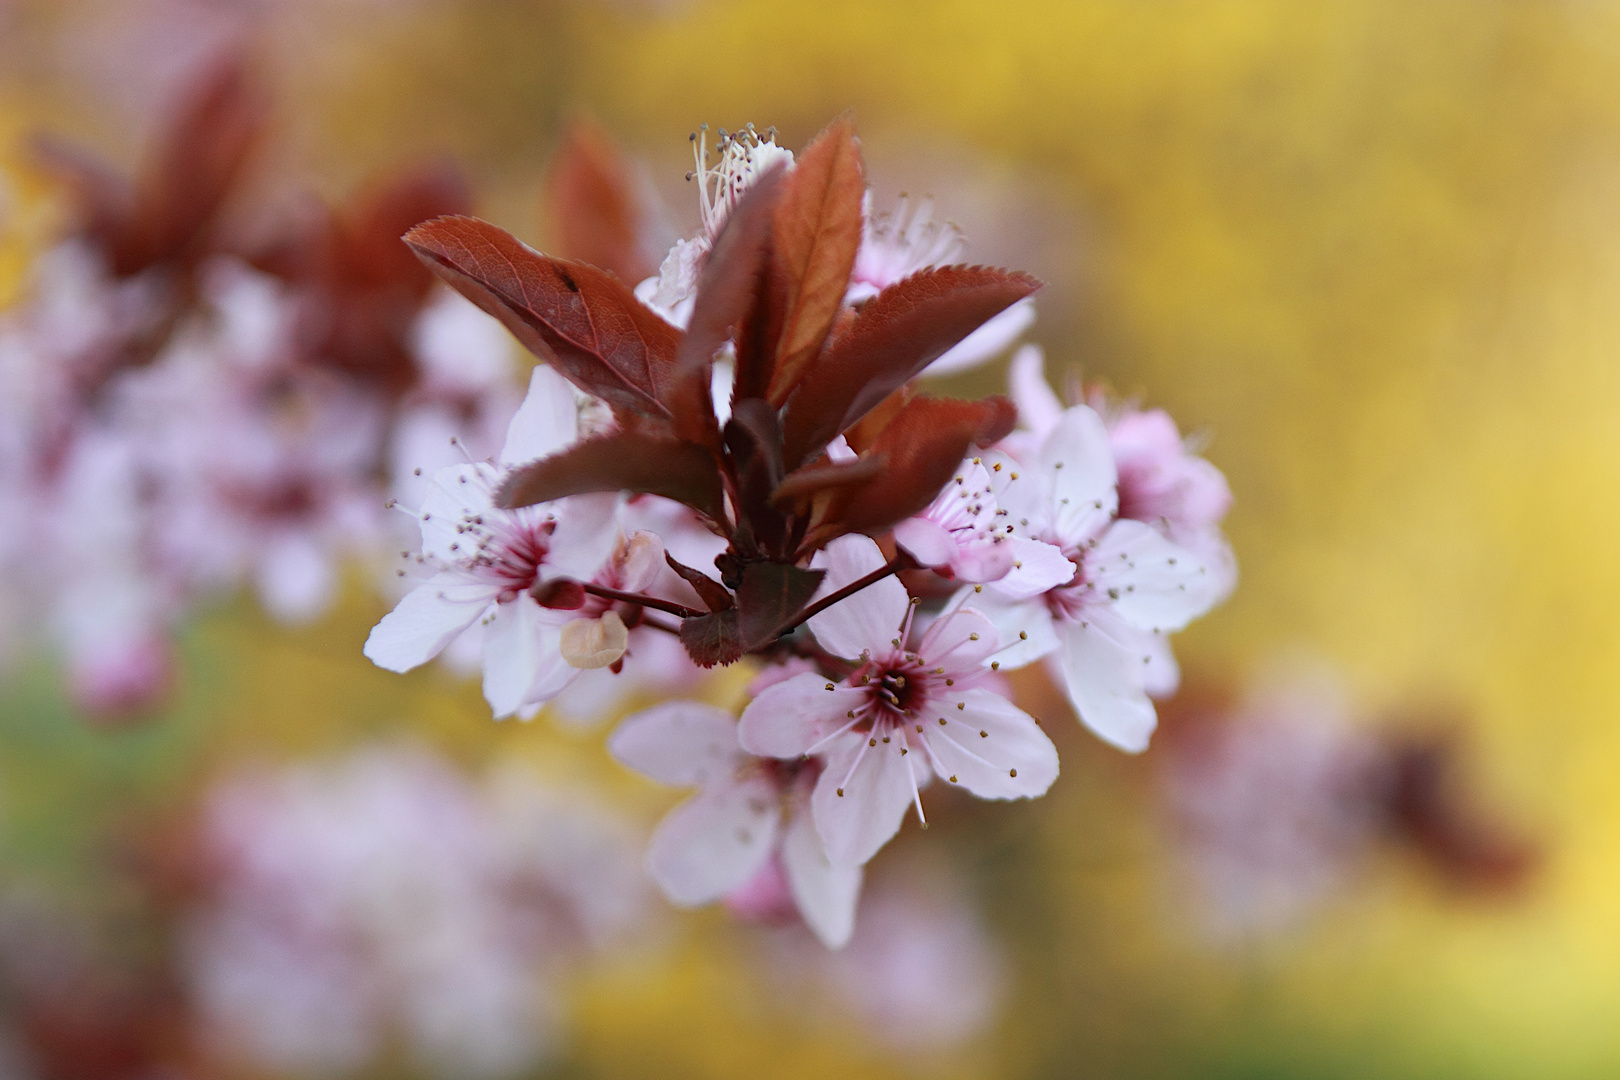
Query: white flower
185 743 647 1078
963 405 1227 752
848 193 1036 376
609 701 863 949
892 457 1072 588
363 365 635 718
634 125 795 329
738 535 1059 868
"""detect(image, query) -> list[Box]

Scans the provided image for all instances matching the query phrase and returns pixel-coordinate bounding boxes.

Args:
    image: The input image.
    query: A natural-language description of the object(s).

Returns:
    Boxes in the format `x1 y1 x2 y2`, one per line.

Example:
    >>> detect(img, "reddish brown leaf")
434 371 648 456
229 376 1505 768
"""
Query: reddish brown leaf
30 136 136 259
547 121 654 284
664 552 735 612
764 118 865 406
405 216 681 430
770 454 886 513
679 609 743 667
736 562 824 649
672 165 786 447
496 432 724 521
819 395 1017 539
780 265 1039 467
138 51 267 275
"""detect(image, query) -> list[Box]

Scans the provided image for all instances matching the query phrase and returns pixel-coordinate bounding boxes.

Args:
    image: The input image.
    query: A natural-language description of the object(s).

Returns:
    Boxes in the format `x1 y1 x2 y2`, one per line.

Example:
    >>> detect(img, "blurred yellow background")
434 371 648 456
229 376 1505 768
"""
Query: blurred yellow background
5 1 1620 1076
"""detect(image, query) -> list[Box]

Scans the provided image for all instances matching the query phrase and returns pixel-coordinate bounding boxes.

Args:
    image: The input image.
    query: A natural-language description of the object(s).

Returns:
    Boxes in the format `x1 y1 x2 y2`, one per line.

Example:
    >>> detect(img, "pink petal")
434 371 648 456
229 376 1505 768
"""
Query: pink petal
1089 519 1224 632
992 537 1074 600
738 672 858 759
608 702 744 787
482 594 549 718
924 688 1059 799
1056 611 1158 752
944 588 1060 671
812 735 918 868
891 516 957 570
917 607 999 671
1007 343 1063 437
644 777 779 906
363 574 490 673
1039 406 1118 548
499 364 580 466
806 535 909 661
781 809 863 949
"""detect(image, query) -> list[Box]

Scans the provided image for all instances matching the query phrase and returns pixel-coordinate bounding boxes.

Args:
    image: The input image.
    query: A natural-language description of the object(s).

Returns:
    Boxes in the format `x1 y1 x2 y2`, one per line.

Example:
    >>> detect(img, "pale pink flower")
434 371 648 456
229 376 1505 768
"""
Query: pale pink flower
965 405 1227 752
1009 343 1235 599
892 457 1071 588
610 701 862 948
363 365 635 717
849 194 1036 376
738 535 1059 868
635 126 794 328
1159 670 1386 941
185 742 647 1077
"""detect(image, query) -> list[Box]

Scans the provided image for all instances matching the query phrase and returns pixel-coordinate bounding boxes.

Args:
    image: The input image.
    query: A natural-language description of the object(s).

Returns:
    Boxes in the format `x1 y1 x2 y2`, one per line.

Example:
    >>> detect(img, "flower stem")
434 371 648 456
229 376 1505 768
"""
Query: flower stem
779 552 915 634
580 582 703 620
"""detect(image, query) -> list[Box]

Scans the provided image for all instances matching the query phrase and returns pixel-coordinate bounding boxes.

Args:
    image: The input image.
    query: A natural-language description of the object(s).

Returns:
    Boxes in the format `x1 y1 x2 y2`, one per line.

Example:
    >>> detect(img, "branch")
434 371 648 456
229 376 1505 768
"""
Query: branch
580 582 704 620
778 552 915 634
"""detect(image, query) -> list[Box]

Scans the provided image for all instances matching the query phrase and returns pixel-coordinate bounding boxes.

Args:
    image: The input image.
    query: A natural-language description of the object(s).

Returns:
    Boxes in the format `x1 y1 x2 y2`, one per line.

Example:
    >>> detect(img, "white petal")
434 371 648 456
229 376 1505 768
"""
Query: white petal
1137 625 1181 698
807 535 908 661
499 364 579 465
1057 613 1158 753
917 607 999 670
925 688 1059 799
419 463 497 562
519 625 578 706
891 516 956 570
644 778 779 906
482 594 547 718
922 297 1036 376
1089 519 1223 632
812 736 917 868
946 587 1059 670
1007 342 1063 437
990 537 1074 600
1039 406 1118 547
738 672 858 759
363 575 491 672
781 810 863 949
608 701 744 787
545 494 620 580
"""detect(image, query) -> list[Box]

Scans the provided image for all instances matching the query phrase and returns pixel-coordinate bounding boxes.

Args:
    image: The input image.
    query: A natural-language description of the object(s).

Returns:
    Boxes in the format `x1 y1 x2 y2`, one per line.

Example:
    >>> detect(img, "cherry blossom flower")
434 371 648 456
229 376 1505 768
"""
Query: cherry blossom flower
609 700 862 948
184 743 647 1077
1158 672 1386 941
849 194 1036 376
892 456 1072 587
738 535 1059 868
363 365 634 717
965 404 1228 752
1009 343 1236 601
635 125 794 328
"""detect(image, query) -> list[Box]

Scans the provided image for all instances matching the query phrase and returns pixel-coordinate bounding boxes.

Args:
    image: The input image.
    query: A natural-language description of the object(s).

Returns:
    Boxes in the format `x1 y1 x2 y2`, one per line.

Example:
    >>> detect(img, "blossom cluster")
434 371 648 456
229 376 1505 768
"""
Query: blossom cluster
0 56 516 714
365 120 1236 946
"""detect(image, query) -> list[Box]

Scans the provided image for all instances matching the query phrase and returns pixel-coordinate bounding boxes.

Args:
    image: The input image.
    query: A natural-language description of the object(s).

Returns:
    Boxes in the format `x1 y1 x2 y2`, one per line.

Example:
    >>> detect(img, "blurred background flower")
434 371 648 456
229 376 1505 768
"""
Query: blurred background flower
3 0 1618 1076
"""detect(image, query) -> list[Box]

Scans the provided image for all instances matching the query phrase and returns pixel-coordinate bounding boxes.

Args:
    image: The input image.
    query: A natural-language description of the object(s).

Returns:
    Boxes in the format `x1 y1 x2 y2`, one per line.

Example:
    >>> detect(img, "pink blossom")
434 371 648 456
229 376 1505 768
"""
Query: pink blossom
363 365 637 717
738 535 1059 868
186 742 647 1077
609 700 862 948
965 405 1227 752
892 457 1071 588
847 194 1036 376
